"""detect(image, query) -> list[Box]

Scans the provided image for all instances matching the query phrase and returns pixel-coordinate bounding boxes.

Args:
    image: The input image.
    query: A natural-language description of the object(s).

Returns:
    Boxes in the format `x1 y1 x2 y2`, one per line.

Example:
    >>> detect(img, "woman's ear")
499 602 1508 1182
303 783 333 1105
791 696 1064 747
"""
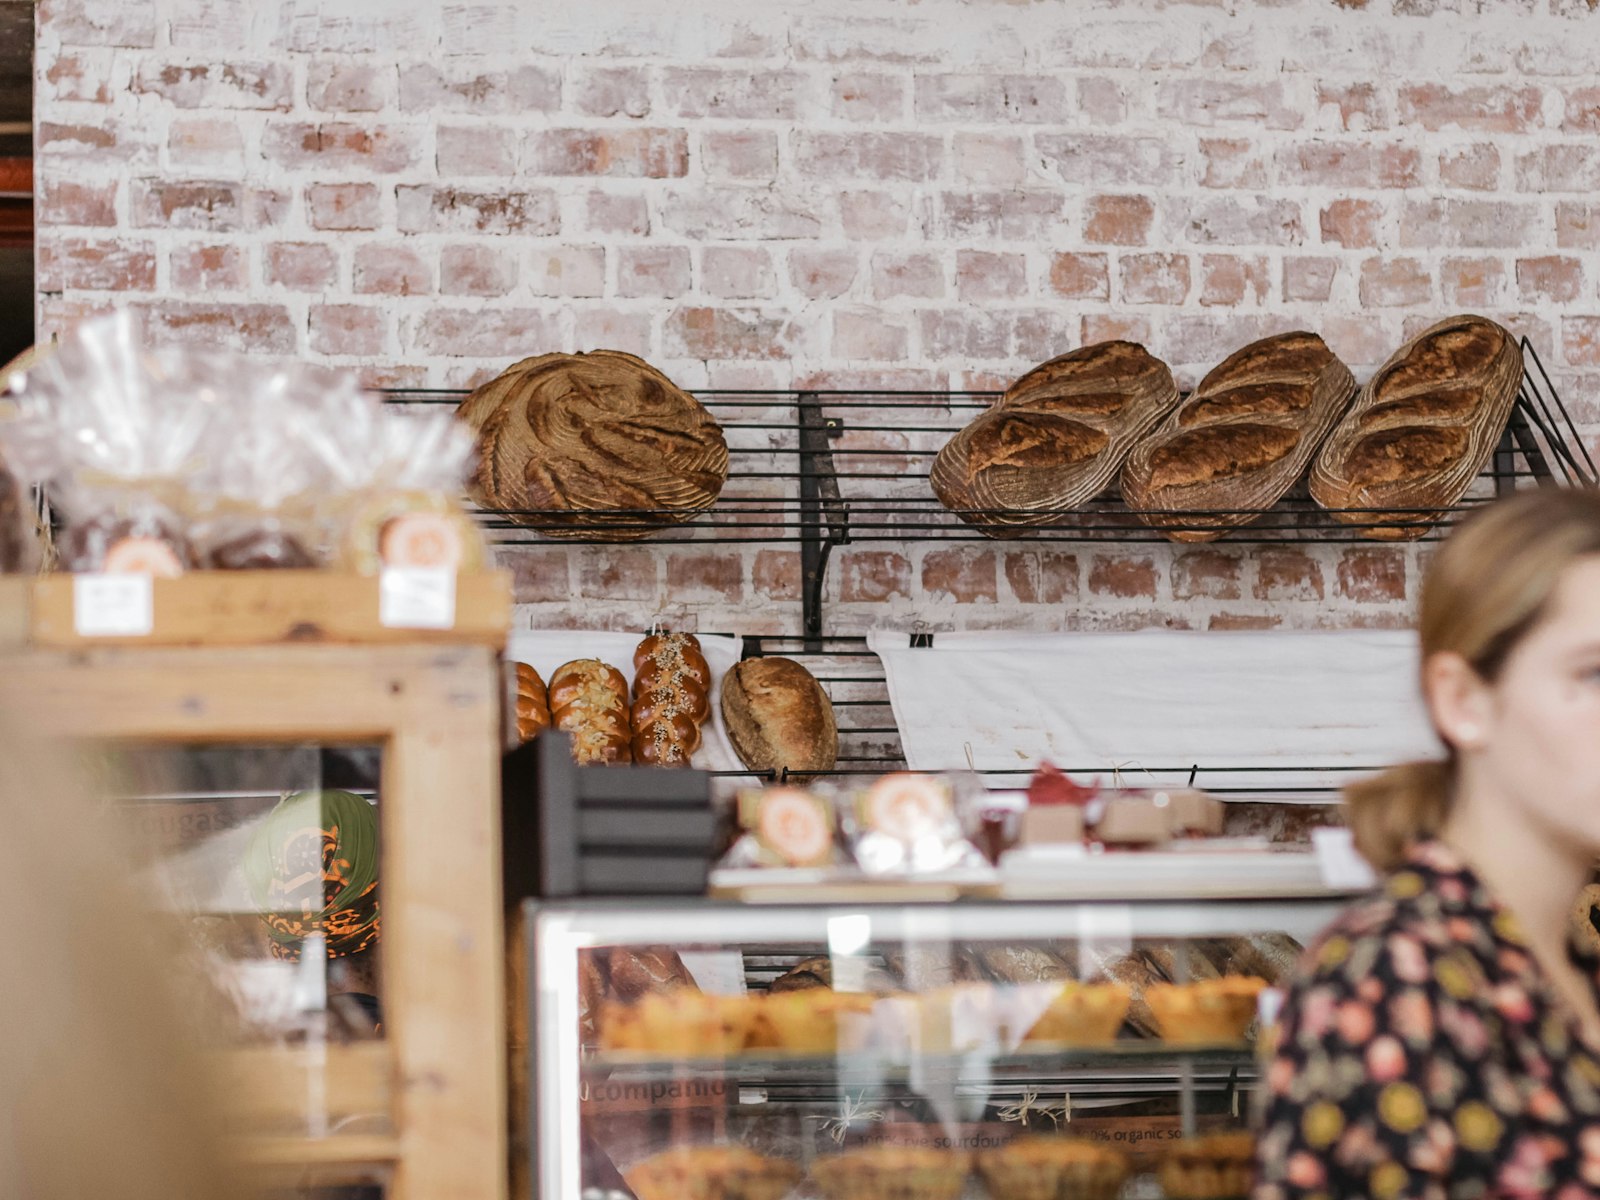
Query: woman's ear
1424 651 1494 752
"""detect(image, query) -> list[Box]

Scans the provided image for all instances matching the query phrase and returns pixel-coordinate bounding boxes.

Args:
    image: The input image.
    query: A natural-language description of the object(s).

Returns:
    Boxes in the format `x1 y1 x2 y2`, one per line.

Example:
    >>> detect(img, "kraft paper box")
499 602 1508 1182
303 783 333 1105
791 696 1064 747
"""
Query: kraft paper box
1019 804 1085 846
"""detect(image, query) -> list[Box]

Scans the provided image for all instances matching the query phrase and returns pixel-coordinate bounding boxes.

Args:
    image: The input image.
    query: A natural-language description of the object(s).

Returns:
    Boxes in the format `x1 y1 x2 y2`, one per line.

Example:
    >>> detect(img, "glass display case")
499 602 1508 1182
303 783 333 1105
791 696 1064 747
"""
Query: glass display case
526 892 1353 1200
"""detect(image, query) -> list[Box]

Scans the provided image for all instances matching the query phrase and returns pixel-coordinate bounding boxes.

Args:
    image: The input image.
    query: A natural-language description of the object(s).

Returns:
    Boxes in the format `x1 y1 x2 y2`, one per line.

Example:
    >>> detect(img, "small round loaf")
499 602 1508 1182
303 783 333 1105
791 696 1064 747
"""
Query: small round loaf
720 658 838 774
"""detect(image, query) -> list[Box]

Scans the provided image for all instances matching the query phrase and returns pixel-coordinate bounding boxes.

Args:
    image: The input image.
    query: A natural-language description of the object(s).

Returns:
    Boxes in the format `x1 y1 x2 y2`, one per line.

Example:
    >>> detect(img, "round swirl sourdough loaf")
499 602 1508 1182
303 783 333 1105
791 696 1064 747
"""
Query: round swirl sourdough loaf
930 341 1179 535
456 350 728 540
1120 331 1357 542
1310 315 1522 540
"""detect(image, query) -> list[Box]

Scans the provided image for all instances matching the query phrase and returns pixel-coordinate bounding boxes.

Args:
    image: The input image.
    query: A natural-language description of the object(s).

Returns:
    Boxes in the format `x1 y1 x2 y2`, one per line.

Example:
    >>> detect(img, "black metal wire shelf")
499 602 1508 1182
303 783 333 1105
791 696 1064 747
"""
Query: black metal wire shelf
384 337 1596 637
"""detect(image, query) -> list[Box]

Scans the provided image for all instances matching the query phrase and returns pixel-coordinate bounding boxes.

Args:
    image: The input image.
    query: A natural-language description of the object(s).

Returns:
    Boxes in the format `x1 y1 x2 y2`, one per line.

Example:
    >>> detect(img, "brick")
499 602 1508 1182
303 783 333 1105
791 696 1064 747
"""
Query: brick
661 191 824 241
170 243 247 292
37 121 149 164
43 51 116 103
1077 77 1127 125
1440 144 1501 190
573 67 651 118
956 251 1027 301
1399 199 1536 248
1358 258 1432 307
36 298 118 344
1004 551 1080 604
832 73 905 121
952 133 1026 187
1517 256 1583 303
913 74 1069 123
1084 196 1155 247
665 552 744 602
398 64 560 114
839 551 912 602
702 131 778 181
131 180 246 231
663 308 808 361
353 243 432 295
921 549 998 604
137 301 296 354
1200 255 1270 307
437 126 515 176
1199 138 1267 189
1399 84 1544 132
1315 82 1389 131
1036 134 1181 187
788 249 858 299
618 246 692 298
307 61 391 112
920 310 1010 360
1253 549 1325 601
1336 548 1407 603
1566 86 1600 133
1565 318 1600 367
164 0 251 47
585 192 649 236
1049 253 1112 301
1282 142 1421 189
752 550 801 602
702 247 776 300
831 308 909 360
167 118 244 168
42 0 156 47
412 308 561 358
506 548 573 604
1440 257 1505 307
1121 254 1191 305
940 191 1064 240
1174 197 1305 246
1088 554 1159 600
440 244 518 297
794 132 942 182
1557 203 1600 250
1515 145 1600 192
872 252 944 300
275 5 427 53
524 129 688 178
358 366 429 390
133 60 291 109
395 186 559 236
1320 199 1382 249
261 122 418 172
662 68 808 119
265 242 338 291
572 309 653 355
1012 310 1078 365
307 183 381 231
1208 613 1282 631
529 247 606 299
308 305 385 356
577 549 657 602
1157 79 1299 130
1171 550 1242 601
840 191 911 239
1283 257 1339 303
37 237 157 291
250 188 291 229
37 179 117 227
1320 316 1393 369
1082 314 1152 346
790 14 947 64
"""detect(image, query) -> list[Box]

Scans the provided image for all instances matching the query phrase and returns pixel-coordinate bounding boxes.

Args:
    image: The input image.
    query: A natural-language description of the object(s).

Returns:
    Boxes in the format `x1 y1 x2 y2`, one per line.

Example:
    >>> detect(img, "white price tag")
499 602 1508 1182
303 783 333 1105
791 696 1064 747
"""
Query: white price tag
1312 826 1379 891
379 568 456 630
73 573 154 637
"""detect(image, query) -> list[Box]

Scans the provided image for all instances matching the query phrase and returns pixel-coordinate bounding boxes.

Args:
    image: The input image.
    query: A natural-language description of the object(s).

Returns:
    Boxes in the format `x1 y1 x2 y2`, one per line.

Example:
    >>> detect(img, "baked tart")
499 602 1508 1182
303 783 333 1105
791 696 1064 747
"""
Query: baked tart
1021 981 1133 1047
1157 1131 1256 1200
598 991 755 1056
748 990 876 1055
810 1146 970 1200
1146 976 1267 1044
976 1136 1130 1200
624 1145 801 1200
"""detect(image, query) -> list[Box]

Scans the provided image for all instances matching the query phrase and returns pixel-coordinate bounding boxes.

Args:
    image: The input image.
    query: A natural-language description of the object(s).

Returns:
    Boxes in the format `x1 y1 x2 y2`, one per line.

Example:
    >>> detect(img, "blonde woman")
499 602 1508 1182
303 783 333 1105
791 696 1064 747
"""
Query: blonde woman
1255 488 1600 1200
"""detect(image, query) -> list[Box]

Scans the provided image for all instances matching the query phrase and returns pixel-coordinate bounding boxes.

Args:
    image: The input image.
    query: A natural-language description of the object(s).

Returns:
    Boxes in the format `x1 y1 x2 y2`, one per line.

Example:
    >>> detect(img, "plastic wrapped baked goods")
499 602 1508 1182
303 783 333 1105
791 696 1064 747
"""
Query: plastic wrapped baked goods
976 1136 1130 1200
623 1146 801 1200
548 658 632 764
1146 976 1268 1044
845 773 986 875
1158 1132 1256 1200
722 785 845 870
631 630 712 766
720 657 838 774
0 450 39 574
809 1146 971 1200
457 349 728 539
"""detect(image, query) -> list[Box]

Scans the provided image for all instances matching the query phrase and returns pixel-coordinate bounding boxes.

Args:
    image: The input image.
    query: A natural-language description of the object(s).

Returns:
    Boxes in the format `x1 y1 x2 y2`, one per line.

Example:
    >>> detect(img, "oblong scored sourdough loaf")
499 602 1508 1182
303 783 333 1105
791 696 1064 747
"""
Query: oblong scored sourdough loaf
1120 331 1357 542
1309 315 1522 540
456 349 728 540
930 341 1180 536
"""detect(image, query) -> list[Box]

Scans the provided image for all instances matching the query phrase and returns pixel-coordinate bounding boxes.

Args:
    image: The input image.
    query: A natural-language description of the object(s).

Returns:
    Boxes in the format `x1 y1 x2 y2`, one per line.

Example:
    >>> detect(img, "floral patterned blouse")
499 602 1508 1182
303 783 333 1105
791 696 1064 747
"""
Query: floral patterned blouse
1254 839 1600 1200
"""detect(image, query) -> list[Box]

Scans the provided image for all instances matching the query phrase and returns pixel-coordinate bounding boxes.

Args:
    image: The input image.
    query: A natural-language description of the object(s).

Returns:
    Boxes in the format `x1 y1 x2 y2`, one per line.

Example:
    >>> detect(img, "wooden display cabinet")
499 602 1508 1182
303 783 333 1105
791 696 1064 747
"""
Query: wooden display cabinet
0 571 513 1200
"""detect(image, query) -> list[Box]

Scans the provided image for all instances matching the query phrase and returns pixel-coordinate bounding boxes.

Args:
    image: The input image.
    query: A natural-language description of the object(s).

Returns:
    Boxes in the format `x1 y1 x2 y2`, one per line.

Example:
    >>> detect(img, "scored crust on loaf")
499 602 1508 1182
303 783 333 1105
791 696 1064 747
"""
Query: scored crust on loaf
720 657 838 774
1120 331 1357 543
930 340 1179 535
1309 315 1522 540
455 349 728 540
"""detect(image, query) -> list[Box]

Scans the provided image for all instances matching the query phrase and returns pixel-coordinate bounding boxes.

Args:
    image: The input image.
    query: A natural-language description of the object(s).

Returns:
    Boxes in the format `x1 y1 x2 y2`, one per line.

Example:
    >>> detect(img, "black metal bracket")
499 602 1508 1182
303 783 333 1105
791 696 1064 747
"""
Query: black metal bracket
797 391 849 652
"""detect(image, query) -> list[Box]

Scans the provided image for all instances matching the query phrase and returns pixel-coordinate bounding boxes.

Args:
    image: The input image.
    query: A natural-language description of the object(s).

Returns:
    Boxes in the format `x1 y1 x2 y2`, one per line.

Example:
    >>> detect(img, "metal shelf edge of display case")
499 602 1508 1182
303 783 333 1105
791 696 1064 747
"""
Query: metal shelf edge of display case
383 337 1595 643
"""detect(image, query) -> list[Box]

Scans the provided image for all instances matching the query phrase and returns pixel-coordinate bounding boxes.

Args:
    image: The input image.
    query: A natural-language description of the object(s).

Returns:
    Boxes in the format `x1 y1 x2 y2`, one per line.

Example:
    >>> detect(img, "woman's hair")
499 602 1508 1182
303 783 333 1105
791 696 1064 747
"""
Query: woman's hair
1347 488 1600 870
